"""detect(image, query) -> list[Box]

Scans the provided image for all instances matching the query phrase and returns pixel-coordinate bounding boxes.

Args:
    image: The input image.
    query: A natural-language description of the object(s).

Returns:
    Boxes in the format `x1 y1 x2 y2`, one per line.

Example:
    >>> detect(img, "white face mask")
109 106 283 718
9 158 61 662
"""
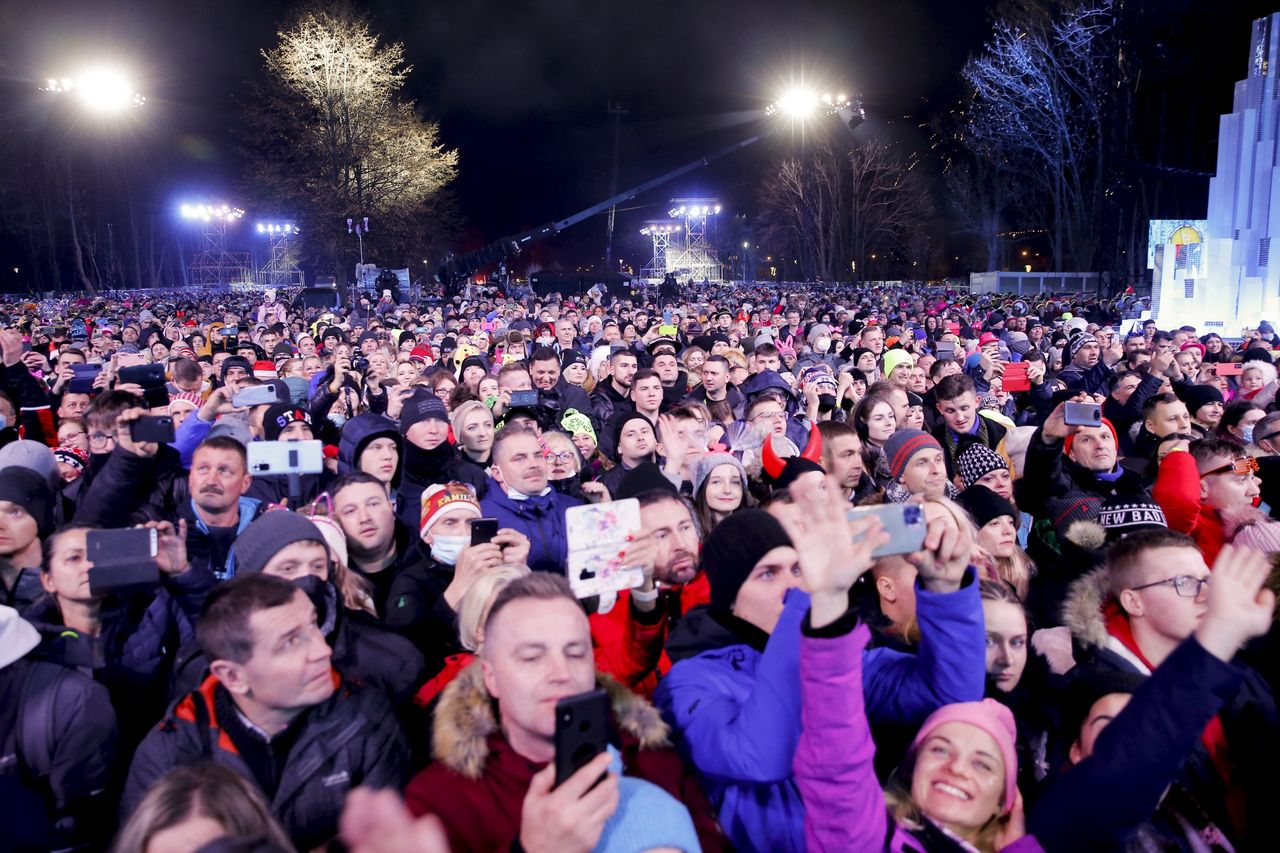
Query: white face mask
429 534 469 565
814 337 832 353
1244 425 1256 444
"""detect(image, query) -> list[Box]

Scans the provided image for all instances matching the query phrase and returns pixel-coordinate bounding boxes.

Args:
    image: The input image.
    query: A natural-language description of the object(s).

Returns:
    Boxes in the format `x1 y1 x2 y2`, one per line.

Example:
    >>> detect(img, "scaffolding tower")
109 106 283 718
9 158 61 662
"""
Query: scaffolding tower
639 221 682 282
183 204 251 286
665 198 723 283
255 223 304 288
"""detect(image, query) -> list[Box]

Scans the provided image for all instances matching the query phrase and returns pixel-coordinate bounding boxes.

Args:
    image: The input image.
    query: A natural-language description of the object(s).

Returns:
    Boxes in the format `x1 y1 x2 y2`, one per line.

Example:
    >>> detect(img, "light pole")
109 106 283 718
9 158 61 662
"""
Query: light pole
347 216 370 305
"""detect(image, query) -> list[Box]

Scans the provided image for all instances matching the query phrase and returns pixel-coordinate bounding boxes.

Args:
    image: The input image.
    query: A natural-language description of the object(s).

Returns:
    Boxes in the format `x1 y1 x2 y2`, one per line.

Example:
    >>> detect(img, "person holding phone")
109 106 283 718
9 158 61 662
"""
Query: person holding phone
404 572 725 852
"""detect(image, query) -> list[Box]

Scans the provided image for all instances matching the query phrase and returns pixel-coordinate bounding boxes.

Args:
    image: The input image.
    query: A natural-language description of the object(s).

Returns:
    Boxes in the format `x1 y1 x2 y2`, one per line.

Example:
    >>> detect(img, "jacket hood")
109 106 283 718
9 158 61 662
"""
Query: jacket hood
337 413 404 486
739 369 796 400
431 660 670 779
663 605 768 663
0 604 40 669
1061 566 1111 651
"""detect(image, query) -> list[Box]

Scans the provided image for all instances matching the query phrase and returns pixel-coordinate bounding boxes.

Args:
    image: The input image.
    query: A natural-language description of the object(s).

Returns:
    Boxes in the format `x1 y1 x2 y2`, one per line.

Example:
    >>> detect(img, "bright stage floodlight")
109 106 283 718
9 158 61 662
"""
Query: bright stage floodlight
180 203 244 224
256 222 297 235
43 68 145 111
768 88 820 119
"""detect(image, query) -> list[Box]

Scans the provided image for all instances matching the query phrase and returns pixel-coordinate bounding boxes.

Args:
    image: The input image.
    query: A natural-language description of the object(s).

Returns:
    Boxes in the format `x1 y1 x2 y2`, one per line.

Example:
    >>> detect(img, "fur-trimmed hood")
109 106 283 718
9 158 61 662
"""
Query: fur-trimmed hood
431 660 670 779
1060 565 1112 651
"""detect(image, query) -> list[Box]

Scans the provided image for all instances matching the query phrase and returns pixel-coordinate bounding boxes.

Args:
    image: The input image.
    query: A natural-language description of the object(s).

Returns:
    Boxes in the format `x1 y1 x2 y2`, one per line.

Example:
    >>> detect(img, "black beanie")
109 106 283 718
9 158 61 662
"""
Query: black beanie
1176 383 1224 416
701 509 793 612
958 485 1017 529
614 462 678 501
611 411 656 459
234 511 328 576
220 355 252 381
263 401 313 442
0 466 54 538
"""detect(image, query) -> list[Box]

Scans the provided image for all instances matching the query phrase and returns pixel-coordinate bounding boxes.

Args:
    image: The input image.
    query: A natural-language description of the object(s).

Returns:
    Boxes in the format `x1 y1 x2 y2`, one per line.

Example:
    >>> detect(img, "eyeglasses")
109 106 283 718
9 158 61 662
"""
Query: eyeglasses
1129 575 1210 598
1200 456 1259 478
88 431 115 448
544 451 575 464
751 410 786 423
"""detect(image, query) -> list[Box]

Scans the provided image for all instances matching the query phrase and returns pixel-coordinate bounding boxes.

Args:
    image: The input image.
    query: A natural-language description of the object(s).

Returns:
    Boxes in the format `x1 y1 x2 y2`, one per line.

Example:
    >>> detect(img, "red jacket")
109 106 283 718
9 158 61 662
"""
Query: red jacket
405 663 726 852
1153 449 1227 567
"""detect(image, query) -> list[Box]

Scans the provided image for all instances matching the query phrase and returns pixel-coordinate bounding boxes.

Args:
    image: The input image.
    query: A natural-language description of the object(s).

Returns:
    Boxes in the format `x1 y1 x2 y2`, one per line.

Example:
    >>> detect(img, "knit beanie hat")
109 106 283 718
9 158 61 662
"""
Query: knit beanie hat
701 509 792 612
0 440 59 491
220 355 252 381
560 408 596 445
1176 383 1224 417
1067 331 1092 359
1047 493 1103 543
1062 417 1119 459
692 452 749 498
262 401 313 442
907 699 1019 810
235 511 328 576
1062 665 1147 746
614 462 678 501
0 467 54 538
882 349 915 379
594 747 701 853
419 482 481 538
611 411 656 458
882 429 944 481
958 485 1017 529
1096 495 1167 542
53 446 88 474
956 443 1008 490
400 388 450 435
306 514 349 567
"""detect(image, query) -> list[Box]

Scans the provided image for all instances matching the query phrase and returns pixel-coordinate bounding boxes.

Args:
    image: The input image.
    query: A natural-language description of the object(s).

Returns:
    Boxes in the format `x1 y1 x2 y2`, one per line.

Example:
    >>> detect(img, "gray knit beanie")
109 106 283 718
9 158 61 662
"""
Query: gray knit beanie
234 511 327 576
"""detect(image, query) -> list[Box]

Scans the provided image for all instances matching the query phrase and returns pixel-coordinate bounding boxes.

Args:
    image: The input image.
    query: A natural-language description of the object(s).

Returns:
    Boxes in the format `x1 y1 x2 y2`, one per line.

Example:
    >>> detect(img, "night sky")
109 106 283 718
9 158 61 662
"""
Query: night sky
2 0 1279 275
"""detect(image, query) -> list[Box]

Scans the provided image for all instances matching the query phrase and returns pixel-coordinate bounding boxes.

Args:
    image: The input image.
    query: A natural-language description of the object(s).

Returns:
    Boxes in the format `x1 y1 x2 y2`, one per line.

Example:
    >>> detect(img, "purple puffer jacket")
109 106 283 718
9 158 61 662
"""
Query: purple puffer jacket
793 618 1045 853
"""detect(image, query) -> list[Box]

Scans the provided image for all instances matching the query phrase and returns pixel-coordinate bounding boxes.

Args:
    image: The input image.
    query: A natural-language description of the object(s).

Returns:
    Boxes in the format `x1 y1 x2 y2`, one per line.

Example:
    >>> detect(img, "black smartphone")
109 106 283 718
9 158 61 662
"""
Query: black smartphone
130 415 175 444
118 364 166 388
554 689 612 789
470 517 499 546
87 528 160 595
68 363 102 394
509 390 539 408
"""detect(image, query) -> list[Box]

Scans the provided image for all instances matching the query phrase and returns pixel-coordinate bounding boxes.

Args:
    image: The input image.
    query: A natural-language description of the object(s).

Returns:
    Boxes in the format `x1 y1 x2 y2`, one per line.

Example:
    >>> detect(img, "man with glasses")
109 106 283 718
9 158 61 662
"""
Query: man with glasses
1154 435 1280 566
745 392 788 436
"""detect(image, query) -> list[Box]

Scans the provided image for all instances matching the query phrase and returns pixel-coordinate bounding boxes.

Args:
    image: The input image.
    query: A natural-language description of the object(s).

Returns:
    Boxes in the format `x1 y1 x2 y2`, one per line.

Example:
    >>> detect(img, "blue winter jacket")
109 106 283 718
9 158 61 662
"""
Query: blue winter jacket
654 574 985 853
477 478 582 573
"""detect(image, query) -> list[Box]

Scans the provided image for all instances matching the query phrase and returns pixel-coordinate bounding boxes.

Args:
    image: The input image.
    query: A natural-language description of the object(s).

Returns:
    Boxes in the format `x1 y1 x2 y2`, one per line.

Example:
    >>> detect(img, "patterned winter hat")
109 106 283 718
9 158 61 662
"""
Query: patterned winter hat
1047 493 1103 543
1096 495 1168 543
956 443 1008 490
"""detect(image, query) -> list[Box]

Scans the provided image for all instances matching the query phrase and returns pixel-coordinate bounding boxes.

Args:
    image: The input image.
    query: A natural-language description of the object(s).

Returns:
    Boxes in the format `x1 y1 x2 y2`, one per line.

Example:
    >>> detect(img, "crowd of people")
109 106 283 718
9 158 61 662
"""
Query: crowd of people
0 279 1277 853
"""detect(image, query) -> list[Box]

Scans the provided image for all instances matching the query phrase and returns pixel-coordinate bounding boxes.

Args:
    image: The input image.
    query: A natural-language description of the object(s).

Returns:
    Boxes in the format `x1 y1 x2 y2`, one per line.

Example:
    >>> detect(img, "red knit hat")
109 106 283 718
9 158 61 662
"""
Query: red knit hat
1063 417 1119 458
419 482 481 539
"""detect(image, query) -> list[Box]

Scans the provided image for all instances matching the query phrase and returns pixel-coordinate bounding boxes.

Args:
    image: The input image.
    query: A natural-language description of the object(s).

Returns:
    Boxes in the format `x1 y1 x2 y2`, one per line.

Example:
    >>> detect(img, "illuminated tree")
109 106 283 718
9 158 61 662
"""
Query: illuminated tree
244 4 460 276
962 0 1115 271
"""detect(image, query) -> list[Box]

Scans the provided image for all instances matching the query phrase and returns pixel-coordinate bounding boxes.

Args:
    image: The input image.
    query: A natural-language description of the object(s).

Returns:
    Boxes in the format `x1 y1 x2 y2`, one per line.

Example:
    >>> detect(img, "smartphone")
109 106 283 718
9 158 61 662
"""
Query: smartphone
1063 401 1103 427
470 517 499 547
232 384 280 408
662 308 672 323
87 528 160 595
509 389 539 408
68 363 102 394
1216 362 1244 376
658 324 679 337
118 363 165 387
130 415 175 444
554 689 612 789
247 440 323 476
847 503 928 558
935 342 957 360
913 329 927 341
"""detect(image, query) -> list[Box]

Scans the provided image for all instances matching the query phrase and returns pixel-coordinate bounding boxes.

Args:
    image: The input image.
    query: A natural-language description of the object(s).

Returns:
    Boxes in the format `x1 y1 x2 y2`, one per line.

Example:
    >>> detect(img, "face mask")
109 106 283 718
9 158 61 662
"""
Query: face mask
328 413 347 428
538 335 553 345
1244 425 1255 444
429 534 469 566
818 394 837 413
814 337 832 353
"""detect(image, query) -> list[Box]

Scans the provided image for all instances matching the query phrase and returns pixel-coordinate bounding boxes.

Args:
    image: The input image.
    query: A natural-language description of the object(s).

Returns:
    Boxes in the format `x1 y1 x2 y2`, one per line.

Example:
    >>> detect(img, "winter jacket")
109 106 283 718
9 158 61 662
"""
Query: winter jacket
384 547 461 668
396 441 487 531
1019 428 1149 518
1029 638 1250 852
1 567 45 611
403 662 727 852
337 413 404 488
683 384 747 421
478 478 582 573
1103 372 1164 453
590 380 633 439
0 610 118 851
124 672 408 851
932 416 1008 481
0 361 55 446
1152 449 1228 567
654 578 985 852
795 614 1044 853
588 590 670 697
1056 359 1115 396
1062 568 1280 849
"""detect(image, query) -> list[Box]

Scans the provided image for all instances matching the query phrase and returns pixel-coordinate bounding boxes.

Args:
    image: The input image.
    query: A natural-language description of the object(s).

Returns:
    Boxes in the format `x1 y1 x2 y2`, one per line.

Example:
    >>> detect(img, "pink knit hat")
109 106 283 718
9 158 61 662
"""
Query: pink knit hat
906 698 1019 809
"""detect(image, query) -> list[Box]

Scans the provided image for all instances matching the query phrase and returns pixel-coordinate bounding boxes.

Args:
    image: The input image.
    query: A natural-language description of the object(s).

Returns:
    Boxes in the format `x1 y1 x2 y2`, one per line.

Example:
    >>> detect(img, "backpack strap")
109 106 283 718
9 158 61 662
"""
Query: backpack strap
18 662 68 779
